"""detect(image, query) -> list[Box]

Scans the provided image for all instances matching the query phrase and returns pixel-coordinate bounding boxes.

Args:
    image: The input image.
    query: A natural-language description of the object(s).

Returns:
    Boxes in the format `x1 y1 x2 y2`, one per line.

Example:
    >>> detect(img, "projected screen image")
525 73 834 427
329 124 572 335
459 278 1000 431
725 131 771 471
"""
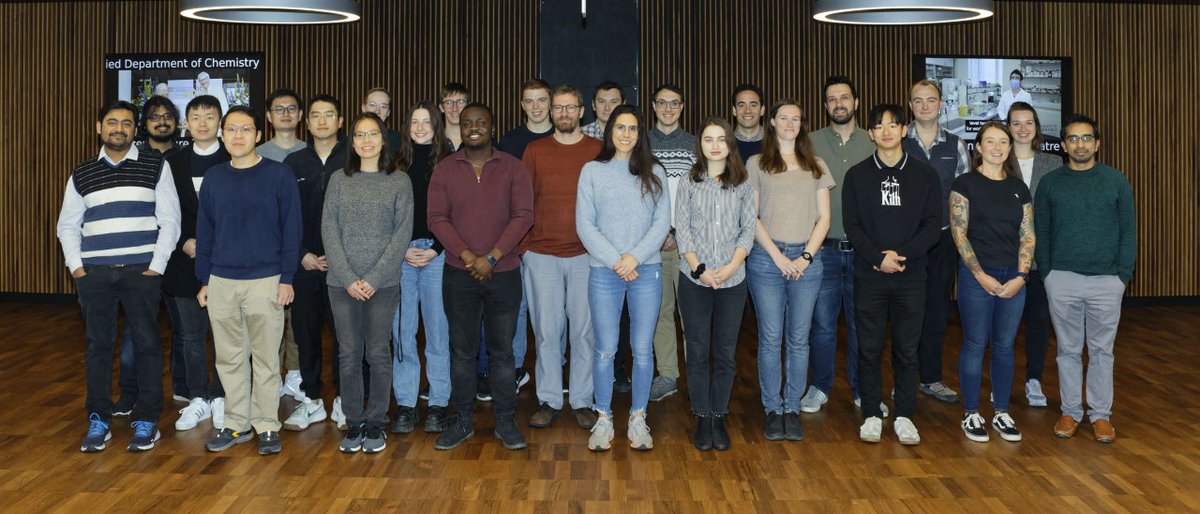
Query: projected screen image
914 55 1071 152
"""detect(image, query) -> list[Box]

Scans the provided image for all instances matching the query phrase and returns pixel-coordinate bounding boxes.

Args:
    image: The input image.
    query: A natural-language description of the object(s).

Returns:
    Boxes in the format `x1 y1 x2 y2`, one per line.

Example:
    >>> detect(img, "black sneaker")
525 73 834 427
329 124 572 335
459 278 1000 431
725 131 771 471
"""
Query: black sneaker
340 423 366 452
991 412 1023 442
206 427 254 452
127 420 160 452
515 367 530 394
764 412 784 441
494 416 528 450
258 431 281 455
80 413 111 453
783 412 805 441
475 375 493 402
424 405 448 433
711 414 731 451
434 413 475 450
418 386 430 402
961 412 990 443
389 406 418 434
693 415 713 451
112 395 136 417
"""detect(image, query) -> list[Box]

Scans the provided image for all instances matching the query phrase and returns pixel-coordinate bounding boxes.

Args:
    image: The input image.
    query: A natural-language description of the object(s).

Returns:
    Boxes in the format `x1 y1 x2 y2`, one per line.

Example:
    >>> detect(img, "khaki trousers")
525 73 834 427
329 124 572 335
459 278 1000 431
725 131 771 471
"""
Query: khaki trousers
208 274 285 433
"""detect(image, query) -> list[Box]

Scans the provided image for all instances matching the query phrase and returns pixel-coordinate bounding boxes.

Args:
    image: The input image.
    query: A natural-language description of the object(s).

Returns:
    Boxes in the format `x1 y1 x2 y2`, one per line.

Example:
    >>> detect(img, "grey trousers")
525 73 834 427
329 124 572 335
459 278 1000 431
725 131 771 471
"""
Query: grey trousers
329 285 400 430
1043 270 1125 423
523 251 594 410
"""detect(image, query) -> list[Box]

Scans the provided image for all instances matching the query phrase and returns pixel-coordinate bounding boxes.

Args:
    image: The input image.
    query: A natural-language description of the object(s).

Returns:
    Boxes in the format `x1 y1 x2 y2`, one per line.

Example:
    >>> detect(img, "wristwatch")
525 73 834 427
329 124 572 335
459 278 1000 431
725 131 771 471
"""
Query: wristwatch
691 263 706 280
1016 271 1028 280
801 252 813 262
485 254 498 267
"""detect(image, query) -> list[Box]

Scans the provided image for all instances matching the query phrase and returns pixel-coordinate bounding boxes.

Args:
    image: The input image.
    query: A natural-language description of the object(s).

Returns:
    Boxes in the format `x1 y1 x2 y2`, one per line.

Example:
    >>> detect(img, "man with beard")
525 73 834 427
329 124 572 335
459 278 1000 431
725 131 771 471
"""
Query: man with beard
581 81 623 140
730 83 766 162
428 102 533 451
1038 115 1136 444
522 84 602 431
58 100 181 452
803 75 883 416
138 95 183 156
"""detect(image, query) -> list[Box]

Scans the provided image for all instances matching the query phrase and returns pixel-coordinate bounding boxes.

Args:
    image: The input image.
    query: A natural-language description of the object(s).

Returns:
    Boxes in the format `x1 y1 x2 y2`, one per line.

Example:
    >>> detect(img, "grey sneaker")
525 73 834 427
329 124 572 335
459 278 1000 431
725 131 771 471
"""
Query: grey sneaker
1025 379 1048 407
258 431 281 455
799 387 829 413
363 425 387 453
627 412 653 450
649 376 678 402
588 413 614 451
340 423 366 453
919 382 960 403
206 427 254 452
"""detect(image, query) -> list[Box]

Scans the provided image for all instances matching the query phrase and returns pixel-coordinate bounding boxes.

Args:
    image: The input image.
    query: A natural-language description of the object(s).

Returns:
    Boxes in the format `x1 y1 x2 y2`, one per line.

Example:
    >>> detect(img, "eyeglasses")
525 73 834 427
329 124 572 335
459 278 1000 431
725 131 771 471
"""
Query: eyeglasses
442 99 467 108
224 125 255 136
1064 134 1096 143
146 113 175 122
551 104 581 113
365 102 390 112
654 99 683 110
271 105 299 115
353 130 382 139
309 112 338 120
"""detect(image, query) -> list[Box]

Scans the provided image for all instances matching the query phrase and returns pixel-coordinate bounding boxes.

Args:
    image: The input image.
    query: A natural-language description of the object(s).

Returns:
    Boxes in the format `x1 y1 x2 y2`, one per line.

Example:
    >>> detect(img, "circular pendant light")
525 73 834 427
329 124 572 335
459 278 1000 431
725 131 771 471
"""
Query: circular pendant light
813 0 993 25
180 0 361 25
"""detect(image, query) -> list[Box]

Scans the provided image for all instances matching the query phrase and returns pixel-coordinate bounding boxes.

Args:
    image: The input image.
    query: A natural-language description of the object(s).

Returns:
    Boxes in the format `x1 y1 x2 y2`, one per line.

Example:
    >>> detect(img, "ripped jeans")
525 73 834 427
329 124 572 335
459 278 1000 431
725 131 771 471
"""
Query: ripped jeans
590 264 662 419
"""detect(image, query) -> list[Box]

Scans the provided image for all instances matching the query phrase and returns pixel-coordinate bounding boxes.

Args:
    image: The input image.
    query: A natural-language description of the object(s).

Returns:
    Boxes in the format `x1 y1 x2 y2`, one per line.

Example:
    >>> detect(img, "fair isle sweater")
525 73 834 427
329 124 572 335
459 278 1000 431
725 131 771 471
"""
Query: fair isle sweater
649 126 697 223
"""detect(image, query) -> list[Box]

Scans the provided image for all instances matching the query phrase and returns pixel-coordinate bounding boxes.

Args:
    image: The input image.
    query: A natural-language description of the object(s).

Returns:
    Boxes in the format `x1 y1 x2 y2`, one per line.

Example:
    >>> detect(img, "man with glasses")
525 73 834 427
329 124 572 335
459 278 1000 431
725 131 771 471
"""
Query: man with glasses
523 84 602 431
730 83 766 163
440 82 470 151
1038 114 1136 444
361 87 401 151
581 81 624 140
282 94 347 432
59 100 180 453
647 83 695 402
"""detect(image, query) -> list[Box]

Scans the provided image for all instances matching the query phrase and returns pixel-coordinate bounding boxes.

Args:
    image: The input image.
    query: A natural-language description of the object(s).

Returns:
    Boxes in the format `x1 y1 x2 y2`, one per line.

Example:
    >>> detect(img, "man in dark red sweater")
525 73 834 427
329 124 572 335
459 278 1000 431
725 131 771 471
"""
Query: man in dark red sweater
428 102 534 451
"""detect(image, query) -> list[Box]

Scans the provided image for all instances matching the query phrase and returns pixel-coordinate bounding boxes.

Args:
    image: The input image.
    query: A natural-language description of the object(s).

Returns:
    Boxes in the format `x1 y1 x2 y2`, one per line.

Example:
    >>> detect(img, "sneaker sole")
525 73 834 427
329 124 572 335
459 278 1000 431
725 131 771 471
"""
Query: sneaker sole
1028 398 1048 407
339 442 363 453
494 432 528 450
963 430 990 443
998 432 1023 442
81 432 112 452
860 434 881 443
475 395 493 402
649 389 677 402
206 434 254 452
898 438 921 446
363 442 387 453
175 417 209 431
798 405 823 414
259 445 281 455
920 389 960 403
630 442 653 451
434 430 475 450
127 431 161 452
112 410 133 417
784 433 805 442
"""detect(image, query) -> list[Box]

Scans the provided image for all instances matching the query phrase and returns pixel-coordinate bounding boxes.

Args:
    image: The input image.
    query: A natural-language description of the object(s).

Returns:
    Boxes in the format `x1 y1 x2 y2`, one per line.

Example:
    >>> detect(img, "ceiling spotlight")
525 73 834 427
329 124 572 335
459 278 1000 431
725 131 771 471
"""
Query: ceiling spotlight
180 0 361 25
813 0 993 25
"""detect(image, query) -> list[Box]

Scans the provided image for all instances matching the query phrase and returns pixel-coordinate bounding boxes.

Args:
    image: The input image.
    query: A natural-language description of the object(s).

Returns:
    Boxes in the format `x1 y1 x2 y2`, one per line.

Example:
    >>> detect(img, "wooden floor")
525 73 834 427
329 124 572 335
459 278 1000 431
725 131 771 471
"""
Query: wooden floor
1 301 1199 513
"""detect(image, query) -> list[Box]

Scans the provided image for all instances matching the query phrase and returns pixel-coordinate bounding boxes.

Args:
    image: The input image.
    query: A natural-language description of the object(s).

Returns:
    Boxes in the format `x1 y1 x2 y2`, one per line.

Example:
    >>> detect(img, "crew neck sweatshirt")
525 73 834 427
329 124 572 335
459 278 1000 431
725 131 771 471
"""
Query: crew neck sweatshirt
1033 162 1137 283
575 159 672 268
322 170 413 289
842 152 942 281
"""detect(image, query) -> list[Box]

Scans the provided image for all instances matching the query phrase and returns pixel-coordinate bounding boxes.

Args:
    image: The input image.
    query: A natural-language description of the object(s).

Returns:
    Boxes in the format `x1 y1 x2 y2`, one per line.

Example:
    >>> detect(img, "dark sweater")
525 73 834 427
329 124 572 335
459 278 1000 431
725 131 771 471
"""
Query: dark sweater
1034 162 1137 283
497 125 552 160
842 152 943 281
195 158 302 285
405 143 443 253
284 138 348 261
163 143 230 296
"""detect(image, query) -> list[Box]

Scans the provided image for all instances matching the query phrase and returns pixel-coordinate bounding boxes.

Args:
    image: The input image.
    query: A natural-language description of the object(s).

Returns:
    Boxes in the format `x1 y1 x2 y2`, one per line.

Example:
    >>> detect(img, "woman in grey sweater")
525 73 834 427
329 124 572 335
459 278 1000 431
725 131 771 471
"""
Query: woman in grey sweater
322 113 414 454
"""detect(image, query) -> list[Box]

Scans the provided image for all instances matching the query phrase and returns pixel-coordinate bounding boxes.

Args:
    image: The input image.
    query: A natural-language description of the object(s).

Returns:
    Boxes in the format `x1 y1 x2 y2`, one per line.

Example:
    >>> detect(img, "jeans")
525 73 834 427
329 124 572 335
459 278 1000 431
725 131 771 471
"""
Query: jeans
919 229 957 384
392 246 451 408
331 285 400 430
76 264 164 423
956 264 1026 413
1044 270 1124 423
523 251 594 411
444 266 521 419
809 244 859 397
678 275 746 416
117 293 185 399
855 276 925 420
747 242 824 414
590 264 661 418
1022 269 1051 382
164 294 220 401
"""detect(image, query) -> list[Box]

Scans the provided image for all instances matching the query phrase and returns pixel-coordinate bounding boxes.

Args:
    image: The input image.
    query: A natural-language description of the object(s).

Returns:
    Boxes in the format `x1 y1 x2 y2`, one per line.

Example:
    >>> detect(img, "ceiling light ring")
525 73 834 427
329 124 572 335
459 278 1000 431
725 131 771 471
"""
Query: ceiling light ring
180 0 361 25
813 0 994 26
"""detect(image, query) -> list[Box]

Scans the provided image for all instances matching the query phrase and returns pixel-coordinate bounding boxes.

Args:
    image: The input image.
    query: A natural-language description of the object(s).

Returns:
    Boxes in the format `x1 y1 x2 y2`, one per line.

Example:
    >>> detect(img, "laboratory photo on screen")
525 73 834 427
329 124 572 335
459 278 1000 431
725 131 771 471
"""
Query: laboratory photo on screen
914 55 1071 151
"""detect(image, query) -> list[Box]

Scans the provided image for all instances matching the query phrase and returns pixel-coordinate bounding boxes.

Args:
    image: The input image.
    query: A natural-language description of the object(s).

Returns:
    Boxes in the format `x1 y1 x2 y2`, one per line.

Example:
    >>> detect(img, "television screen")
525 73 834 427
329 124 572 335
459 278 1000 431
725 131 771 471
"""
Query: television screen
913 55 1071 153
104 52 265 139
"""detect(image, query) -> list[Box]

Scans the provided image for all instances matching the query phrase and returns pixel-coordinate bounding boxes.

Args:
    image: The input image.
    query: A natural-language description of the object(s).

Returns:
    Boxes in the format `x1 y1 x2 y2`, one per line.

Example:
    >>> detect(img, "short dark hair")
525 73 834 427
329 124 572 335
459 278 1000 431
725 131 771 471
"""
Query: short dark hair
440 82 470 103
1009 69 1024 81
867 103 908 128
461 101 494 123
266 88 303 111
730 83 764 107
308 94 342 115
98 100 139 124
652 83 684 102
823 75 858 101
141 96 177 128
185 95 222 116
594 81 624 102
1062 113 1100 140
222 105 262 132
520 78 552 98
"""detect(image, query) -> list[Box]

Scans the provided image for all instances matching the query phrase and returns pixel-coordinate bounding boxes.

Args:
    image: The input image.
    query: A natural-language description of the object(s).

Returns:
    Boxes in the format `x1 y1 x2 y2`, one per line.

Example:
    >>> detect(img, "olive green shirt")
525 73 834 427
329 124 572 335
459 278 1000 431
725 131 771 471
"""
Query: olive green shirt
809 125 875 239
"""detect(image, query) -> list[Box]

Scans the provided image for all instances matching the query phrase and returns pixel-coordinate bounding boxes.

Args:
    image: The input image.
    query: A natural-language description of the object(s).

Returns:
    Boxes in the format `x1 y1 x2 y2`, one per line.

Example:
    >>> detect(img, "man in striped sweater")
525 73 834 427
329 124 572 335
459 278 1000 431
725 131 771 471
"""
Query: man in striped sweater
57 100 181 453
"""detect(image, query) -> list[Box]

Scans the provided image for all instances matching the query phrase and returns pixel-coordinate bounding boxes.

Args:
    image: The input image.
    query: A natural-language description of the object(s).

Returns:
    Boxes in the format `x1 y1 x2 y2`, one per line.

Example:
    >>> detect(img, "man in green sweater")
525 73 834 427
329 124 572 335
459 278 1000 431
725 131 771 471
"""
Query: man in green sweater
1035 114 1136 444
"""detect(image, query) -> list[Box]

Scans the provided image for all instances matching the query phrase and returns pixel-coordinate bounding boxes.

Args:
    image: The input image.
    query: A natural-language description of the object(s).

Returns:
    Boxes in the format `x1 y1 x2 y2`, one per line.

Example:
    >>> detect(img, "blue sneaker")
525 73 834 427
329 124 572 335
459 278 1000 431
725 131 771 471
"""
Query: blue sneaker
81 413 111 452
127 420 160 452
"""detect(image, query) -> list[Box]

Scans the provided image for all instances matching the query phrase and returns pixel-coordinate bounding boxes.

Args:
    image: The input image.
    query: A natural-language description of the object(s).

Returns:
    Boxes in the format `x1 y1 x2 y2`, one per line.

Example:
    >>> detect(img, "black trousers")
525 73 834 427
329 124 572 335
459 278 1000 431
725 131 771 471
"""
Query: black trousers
443 266 520 419
77 264 164 424
678 275 746 416
918 229 957 384
1022 269 1051 382
855 277 925 420
291 269 339 398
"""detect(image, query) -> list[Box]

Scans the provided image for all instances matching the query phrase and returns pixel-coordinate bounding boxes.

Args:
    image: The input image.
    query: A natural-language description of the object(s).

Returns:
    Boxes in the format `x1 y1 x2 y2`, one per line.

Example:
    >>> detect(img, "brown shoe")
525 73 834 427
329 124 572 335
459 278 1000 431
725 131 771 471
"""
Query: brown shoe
1054 415 1079 438
529 403 560 428
574 408 598 429
1092 419 1116 443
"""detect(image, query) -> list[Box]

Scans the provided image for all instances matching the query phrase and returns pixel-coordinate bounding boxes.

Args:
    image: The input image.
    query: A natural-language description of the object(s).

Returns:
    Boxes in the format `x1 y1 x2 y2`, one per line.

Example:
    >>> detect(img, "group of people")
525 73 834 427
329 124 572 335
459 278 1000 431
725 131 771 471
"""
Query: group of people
58 73 1136 456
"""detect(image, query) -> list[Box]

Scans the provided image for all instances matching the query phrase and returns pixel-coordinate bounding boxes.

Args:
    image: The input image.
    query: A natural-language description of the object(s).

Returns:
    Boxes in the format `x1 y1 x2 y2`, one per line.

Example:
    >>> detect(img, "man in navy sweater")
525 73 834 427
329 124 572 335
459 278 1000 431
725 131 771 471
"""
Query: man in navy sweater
196 106 302 456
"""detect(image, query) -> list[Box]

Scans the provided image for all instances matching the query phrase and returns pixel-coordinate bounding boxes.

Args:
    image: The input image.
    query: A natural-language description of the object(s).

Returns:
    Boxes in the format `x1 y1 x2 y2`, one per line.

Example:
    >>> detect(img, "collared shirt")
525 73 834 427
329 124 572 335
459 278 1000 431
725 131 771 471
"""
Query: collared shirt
581 121 605 140
674 174 757 287
809 125 876 239
427 149 534 272
904 123 969 229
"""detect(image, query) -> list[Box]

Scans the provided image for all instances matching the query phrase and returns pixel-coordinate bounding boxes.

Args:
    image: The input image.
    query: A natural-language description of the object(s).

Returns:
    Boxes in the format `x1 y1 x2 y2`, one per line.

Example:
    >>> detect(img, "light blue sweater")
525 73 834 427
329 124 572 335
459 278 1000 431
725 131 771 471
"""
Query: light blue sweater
575 159 672 268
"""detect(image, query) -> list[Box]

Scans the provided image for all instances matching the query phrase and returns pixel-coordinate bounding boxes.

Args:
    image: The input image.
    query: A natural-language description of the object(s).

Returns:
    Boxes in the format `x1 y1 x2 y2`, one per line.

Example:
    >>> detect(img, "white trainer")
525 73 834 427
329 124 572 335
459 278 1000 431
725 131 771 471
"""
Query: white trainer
279 370 304 401
1025 379 1048 407
175 397 212 431
798 387 829 413
211 397 226 430
283 398 327 431
627 412 653 450
859 416 882 443
588 414 614 451
894 417 921 446
331 396 347 430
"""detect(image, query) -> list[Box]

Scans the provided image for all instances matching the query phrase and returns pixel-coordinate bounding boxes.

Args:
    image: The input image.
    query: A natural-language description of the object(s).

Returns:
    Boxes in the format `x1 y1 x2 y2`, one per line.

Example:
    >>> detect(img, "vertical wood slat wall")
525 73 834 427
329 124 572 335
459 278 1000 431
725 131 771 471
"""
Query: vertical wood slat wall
1 1 1196 298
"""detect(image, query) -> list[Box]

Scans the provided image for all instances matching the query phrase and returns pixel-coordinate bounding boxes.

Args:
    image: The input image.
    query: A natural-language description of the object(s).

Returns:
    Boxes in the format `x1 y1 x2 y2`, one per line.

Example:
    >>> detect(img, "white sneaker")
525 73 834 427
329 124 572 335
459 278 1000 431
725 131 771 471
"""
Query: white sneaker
798 387 829 413
588 414 614 451
627 412 653 450
853 397 890 418
894 417 921 445
961 412 990 442
175 397 212 431
279 370 303 401
331 396 347 430
1025 379 1047 407
211 397 225 430
283 398 326 431
991 412 1023 442
859 416 882 443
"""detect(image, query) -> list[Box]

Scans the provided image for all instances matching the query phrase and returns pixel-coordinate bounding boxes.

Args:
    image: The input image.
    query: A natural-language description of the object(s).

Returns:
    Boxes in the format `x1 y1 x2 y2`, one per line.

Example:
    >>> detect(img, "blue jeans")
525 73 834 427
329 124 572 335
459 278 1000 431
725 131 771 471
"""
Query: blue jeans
808 244 858 397
118 293 190 399
590 264 661 418
392 243 451 408
956 263 1026 412
747 242 824 414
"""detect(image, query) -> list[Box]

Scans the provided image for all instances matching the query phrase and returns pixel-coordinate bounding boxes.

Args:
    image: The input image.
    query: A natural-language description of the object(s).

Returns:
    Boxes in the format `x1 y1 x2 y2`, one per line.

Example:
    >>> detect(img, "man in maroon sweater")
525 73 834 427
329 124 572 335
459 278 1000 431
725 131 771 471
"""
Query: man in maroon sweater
428 102 534 451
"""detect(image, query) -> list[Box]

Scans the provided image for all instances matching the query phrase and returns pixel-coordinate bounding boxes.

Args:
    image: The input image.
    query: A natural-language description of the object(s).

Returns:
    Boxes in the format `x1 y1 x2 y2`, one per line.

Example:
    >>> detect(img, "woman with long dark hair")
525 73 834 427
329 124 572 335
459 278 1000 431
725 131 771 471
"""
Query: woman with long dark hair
675 118 756 451
322 112 413 453
745 99 833 443
576 104 671 451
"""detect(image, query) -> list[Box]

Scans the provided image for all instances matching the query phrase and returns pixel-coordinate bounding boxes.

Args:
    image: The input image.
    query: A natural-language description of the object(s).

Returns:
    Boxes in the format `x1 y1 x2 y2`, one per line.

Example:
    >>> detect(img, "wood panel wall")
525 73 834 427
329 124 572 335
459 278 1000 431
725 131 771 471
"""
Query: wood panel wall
1 0 1196 297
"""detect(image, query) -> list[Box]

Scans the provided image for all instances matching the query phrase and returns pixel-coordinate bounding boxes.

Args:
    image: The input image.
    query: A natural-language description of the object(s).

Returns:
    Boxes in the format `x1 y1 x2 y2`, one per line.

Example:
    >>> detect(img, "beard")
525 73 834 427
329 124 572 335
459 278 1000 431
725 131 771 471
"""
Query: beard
149 127 175 143
829 109 854 125
554 117 578 133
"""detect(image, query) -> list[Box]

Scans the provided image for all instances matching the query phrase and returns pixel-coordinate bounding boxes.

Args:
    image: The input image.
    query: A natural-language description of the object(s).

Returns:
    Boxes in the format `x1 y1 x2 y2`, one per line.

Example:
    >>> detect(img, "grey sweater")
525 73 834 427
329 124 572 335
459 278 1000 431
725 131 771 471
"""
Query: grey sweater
322 169 414 288
576 159 672 268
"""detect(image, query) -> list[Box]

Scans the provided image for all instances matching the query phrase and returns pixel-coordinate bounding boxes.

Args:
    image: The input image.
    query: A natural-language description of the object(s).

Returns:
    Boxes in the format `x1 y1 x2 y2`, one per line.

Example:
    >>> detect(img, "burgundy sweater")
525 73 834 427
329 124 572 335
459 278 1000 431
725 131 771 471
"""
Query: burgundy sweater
427 149 534 272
